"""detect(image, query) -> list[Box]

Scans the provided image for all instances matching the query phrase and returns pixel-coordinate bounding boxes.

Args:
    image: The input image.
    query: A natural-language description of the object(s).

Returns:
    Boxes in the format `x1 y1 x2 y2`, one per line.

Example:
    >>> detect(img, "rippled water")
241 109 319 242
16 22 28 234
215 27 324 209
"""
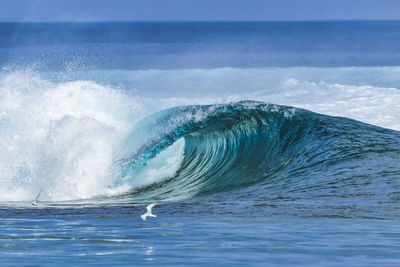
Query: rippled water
2 202 400 265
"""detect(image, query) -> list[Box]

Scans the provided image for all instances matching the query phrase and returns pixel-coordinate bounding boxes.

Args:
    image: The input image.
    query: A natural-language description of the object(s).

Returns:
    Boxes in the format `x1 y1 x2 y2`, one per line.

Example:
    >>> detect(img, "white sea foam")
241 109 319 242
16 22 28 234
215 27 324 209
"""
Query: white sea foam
0 72 146 201
256 79 400 130
0 67 399 202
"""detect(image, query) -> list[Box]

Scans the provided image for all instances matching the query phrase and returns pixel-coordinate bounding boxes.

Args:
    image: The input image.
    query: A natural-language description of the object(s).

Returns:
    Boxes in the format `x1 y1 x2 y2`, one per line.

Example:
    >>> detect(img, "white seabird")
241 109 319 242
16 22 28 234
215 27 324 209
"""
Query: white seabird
141 203 157 221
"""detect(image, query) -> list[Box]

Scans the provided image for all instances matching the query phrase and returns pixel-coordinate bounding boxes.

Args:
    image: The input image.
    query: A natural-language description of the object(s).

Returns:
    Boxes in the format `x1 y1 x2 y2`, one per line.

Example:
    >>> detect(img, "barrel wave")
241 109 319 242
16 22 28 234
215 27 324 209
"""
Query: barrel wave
119 101 400 205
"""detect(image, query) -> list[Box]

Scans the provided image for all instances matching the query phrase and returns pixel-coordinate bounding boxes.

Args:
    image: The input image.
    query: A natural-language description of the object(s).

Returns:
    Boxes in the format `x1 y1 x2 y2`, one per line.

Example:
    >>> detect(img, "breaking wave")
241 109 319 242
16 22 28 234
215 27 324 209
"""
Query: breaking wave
0 72 399 204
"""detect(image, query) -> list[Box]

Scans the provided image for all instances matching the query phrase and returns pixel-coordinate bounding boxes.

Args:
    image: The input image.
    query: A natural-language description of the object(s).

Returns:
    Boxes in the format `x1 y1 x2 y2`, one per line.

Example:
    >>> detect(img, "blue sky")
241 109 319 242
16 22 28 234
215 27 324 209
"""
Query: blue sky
0 0 400 22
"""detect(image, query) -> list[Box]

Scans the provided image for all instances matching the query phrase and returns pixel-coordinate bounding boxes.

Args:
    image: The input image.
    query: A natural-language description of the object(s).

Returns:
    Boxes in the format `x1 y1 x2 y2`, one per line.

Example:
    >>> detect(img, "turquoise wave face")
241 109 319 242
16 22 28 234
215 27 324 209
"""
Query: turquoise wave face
118 101 400 203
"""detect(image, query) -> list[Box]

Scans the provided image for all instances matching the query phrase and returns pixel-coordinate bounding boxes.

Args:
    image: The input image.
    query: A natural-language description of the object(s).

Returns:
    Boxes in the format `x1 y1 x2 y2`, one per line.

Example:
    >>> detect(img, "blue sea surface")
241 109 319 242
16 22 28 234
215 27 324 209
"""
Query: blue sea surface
2 21 400 70
0 21 400 265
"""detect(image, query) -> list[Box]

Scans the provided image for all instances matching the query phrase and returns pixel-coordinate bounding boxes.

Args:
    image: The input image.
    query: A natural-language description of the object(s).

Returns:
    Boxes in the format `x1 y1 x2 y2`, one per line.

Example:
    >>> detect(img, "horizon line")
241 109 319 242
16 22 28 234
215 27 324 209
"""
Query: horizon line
1 19 400 24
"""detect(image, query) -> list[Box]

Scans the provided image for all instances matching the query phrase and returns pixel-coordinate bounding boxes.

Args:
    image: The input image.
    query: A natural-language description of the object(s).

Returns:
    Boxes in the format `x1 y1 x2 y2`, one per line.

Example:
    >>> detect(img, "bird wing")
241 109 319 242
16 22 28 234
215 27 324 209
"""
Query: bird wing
34 189 42 202
146 202 157 212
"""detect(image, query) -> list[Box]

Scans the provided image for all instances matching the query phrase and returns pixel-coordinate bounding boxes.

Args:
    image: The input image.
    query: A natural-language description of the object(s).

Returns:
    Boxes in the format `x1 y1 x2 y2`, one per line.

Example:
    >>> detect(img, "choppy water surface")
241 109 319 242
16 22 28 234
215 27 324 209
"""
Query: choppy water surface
1 22 400 265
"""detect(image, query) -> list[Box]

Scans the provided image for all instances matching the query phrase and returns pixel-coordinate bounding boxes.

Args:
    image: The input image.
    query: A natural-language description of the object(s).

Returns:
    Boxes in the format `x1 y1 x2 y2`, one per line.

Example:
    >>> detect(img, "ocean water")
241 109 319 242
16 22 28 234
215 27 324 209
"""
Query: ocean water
1 21 400 265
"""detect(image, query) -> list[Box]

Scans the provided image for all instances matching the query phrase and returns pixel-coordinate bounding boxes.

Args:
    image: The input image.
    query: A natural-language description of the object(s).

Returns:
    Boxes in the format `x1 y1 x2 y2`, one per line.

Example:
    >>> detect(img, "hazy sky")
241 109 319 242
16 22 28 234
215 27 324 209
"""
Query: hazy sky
0 0 400 22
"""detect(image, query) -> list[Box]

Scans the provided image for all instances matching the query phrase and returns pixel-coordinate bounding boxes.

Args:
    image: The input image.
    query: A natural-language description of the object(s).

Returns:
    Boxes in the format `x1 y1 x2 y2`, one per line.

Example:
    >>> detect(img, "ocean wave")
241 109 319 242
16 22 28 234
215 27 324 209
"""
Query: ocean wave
0 72 399 204
118 101 400 202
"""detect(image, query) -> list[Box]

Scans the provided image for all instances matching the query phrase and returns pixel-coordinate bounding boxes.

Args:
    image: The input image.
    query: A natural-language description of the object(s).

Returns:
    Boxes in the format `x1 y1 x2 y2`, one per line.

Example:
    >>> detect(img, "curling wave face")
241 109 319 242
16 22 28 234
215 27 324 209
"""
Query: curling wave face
119 101 400 203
